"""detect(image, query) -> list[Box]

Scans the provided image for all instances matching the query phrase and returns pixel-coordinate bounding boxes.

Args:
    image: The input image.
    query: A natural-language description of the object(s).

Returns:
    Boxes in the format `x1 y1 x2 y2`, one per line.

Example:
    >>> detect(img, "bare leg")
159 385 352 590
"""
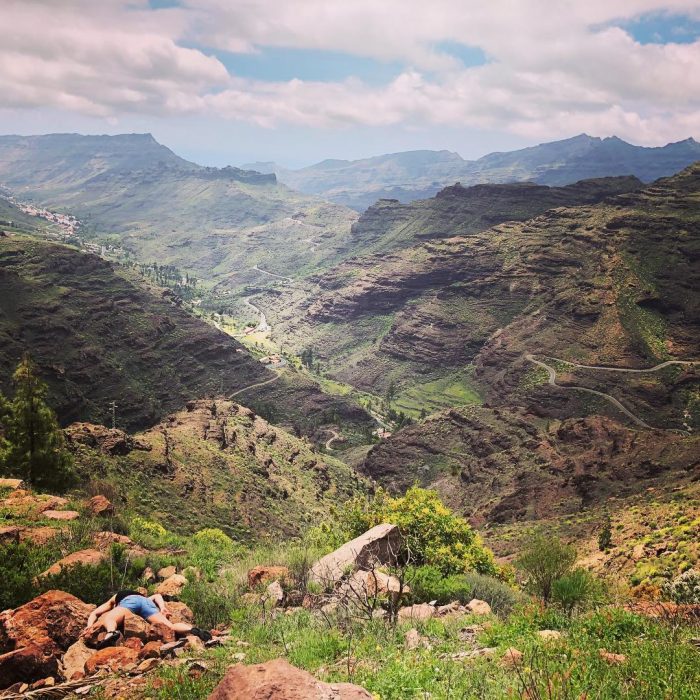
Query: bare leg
147 611 193 634
98 607 128 633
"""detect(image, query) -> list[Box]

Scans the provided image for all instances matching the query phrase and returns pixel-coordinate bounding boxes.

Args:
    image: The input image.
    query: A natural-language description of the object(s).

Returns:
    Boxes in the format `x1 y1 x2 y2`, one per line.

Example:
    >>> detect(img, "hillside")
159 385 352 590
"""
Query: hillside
260 166 700 429
67 399 368 539
0 236 373 437
273 135 700 210
0 134 358 290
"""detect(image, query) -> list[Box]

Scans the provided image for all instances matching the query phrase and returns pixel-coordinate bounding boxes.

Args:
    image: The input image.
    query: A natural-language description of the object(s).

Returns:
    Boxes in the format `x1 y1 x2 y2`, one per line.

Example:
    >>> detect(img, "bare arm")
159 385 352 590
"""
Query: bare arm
149 593 169 615
86 596 116 628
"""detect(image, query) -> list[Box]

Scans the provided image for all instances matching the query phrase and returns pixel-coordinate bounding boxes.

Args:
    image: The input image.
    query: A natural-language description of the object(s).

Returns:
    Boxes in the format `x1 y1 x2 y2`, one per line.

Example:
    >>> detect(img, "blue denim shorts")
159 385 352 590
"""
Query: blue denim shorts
117 595 160 620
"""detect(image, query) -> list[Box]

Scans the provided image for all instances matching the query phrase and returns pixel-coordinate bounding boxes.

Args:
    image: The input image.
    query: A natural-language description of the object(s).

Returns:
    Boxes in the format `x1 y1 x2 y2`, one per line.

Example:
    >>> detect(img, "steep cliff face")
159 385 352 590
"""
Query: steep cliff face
362 405 700 525
262 166 700 429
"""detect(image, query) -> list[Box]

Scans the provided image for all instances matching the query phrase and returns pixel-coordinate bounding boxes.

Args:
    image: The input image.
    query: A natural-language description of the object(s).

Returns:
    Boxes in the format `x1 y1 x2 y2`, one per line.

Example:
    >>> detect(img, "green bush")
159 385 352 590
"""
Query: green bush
551 568 602 615
180 578 237 630
36 544 145 605
661 569 700 604
188 528 240 581
129 516 173 549
0 541 61 609
409 565 518 614
516 532 577 604
338 487 497 576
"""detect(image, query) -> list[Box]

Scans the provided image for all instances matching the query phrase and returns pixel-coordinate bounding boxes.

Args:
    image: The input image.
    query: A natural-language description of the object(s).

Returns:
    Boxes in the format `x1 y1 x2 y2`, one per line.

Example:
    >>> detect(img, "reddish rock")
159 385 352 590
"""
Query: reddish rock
599 649 627 665
138 641 161 660
167 601 194 624
0 591 93 689
84 646 139 675
207 659 373 699
92 531 147 556
0 492 67 518
123 611 150 641
19 526 62 545
39 548 105 578
156 574 187 599
398 603 436 622
501 647 524 668
60 640 93 681
43 510 80 521
248 565 291 589
0 478 23 490
87 495 115 517
0 526 21 544
122 637 144 652
157 565 177 580
0 644 59 689
147 622 176 644
65 422 147 456
466 599 492 616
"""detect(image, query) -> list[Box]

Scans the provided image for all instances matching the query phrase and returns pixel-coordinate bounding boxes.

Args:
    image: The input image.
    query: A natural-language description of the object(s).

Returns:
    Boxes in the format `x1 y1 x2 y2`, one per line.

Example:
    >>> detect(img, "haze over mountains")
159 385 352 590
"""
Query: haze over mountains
247 134 700 210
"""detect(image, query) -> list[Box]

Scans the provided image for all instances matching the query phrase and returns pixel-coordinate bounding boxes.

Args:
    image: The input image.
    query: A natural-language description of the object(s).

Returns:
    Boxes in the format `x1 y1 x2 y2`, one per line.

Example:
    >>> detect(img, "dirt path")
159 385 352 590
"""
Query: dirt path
525 354 651 429
252 265 293 283
324 429 341 450
228 373 281 399
540 356 697 373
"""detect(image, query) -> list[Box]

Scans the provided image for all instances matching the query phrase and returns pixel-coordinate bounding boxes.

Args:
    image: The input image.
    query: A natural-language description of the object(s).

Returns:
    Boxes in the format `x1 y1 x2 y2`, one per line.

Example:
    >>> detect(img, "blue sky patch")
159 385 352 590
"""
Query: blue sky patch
208 47 404 84
617 12 700 44
433 41 489 67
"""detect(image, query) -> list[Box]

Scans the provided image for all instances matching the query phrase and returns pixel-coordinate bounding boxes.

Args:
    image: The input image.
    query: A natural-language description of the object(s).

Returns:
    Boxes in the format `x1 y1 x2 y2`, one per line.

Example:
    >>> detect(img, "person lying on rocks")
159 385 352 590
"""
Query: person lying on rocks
85 589 212 648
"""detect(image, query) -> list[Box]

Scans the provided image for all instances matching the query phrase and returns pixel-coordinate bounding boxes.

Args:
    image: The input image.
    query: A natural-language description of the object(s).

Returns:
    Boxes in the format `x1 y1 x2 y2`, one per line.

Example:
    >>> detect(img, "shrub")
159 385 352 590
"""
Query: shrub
516 532 577 604
339 487 497 576
598 514 613 551
189 528 239 581
0 541 61 609
409 565 518 614
129 516 170 549
661 569 700 604
551 568 601 615
180 578 237 630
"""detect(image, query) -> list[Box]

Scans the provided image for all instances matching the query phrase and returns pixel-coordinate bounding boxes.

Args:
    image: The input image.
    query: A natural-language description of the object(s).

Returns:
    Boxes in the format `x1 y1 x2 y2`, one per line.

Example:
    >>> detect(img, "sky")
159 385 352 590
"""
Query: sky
1 1 699 168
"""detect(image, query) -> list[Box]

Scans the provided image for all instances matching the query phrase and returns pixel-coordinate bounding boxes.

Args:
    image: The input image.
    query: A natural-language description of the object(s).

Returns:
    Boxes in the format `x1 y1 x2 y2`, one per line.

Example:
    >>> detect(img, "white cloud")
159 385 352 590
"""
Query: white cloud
1 0 699 143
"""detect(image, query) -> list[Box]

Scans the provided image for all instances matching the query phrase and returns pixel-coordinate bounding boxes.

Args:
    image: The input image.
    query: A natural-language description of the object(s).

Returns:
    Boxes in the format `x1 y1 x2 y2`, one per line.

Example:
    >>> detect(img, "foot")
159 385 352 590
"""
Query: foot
96 630 122 649
189 627 212 642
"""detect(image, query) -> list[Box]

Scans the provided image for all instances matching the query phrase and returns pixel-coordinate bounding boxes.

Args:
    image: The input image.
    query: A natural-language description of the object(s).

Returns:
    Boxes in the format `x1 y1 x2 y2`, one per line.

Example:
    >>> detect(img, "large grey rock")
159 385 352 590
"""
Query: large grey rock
308 523 400 588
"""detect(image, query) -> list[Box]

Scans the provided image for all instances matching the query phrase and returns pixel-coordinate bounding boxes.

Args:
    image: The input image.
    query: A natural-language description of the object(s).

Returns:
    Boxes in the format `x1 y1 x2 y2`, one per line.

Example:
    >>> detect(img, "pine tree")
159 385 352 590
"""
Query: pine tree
1 355 75 491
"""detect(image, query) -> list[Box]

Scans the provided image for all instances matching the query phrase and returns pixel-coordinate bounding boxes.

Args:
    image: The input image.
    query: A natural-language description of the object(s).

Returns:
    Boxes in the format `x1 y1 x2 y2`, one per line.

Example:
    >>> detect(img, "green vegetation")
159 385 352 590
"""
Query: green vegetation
0 355 75 491
516 532 577 604
392 368 481 418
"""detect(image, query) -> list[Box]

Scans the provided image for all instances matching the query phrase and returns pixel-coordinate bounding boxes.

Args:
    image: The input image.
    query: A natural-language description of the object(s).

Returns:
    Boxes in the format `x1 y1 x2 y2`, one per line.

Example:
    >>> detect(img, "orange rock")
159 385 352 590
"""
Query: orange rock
43 510 80 521
501 647 524 668
156 574 187 599
599 649 627 665
39 549 106 578
92 531 147 556
167 601 194 624
122 637 144 651
207 659 373 699
0 526 21 544
86 495 115 516
247 565 291 589
138 641 161 660
85 647 139 675
19 527 62 546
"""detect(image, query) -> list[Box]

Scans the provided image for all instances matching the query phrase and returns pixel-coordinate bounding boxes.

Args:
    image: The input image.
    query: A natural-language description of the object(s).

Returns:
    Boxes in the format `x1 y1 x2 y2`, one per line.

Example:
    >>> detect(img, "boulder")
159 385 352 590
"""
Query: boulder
123 637 144 652
248 565 291 589
308 523 401 587
599 649 627 665
466 599 492 616
60 640 94 681
0 526 21 544
84 646 139 675
157 565 177 580
138 641 161 660
39 548 106 578
167 601 194 624
266 580 285 607
123 612 151 642
86 495 115 517
207 658 373 699
0 478 24 490
398 603 435 622
92 531 147 556
501 647 524 669
537 630 563 642
0 591 93 688
156 573 188 599
0 492 67 518
19 526 61 545
43 510 80 521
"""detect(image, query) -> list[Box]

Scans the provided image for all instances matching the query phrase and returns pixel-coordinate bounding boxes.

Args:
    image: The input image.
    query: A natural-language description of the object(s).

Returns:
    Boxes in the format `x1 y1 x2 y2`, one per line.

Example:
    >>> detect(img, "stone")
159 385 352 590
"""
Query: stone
1 492 67 518
207 658 373 699
123 637 144 652
142 566 156 583
345 569 407 597
537 630 563 642
92 531 147 556
185 634 205 651
308 523 401 587
43 510 80 521
147 623 176 644
159 639 187 657
156 573 188 599
167 601 195 624
135 657 160 673
266 580 285 606
0 591 93 689
19 526 62 545
599 649 627 665
138 641 162 660
632 544 646 561
122 611 150 641
501 647 523 669
247 565 291 589
0 526 21 544
60 640 94 681
158 565 177 580
466 599 492 616
0 478 23 490
86 495 114 517
85 647 139 675
39 548 106 578
398 603 435 622
404 628 421 650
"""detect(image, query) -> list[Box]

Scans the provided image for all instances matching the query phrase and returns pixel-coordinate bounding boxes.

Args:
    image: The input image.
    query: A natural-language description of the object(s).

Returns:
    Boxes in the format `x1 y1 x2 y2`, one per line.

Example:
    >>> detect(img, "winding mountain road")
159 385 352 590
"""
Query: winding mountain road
539 356 697 374
228 373 281 399
324 429 341 450
252 265 293 283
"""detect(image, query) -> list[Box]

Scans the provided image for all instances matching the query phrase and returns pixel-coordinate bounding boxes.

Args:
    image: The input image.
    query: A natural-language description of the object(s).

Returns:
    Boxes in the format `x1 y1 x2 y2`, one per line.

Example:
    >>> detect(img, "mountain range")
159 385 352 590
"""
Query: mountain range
250 134 700 210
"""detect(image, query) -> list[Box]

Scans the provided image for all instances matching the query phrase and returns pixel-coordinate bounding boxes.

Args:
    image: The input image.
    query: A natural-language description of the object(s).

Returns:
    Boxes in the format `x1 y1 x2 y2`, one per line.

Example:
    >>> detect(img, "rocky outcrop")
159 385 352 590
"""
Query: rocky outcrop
86 494 115 516
208 658 373 699
309 523 401 587
0 591 94 689
65 423 150 456
248 566 291 589
39 549 106 578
